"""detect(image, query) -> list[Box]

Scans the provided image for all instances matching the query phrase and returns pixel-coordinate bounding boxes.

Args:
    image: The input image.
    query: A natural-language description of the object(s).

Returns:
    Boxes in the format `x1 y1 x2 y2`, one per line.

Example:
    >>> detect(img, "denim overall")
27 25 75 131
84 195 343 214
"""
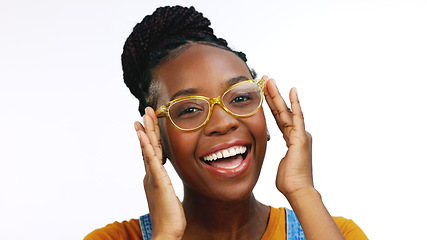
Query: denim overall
139 208 306 240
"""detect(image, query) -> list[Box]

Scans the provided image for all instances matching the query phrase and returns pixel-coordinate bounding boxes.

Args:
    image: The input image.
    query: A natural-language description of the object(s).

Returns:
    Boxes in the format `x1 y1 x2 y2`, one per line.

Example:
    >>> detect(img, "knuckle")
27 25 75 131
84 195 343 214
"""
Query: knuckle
278 108 289 116
292 112 304 120
272 107 290 117
280 123 293 131
271 108 279 116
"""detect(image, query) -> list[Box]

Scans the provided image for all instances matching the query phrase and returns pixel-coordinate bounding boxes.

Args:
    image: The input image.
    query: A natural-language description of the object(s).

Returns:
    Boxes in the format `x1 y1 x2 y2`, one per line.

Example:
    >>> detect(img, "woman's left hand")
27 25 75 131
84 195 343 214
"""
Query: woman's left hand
264 77 314 201
264 78 347 240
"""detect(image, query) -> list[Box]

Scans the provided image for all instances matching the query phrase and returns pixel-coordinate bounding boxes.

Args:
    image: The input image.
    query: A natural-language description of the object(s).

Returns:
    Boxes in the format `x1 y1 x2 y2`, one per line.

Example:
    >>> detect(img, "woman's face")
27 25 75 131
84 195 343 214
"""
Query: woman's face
153 44 268 202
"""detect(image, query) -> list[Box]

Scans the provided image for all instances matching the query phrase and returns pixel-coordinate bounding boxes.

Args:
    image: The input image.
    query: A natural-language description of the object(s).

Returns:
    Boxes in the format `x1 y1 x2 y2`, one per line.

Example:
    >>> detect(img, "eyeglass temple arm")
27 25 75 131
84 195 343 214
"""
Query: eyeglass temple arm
155 105 168 117
257 78 266 89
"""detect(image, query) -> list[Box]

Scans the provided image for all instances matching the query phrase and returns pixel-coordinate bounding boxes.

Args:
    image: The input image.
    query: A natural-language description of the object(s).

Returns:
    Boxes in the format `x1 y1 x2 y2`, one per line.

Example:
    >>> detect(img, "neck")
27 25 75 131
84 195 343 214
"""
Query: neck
181 186 270 240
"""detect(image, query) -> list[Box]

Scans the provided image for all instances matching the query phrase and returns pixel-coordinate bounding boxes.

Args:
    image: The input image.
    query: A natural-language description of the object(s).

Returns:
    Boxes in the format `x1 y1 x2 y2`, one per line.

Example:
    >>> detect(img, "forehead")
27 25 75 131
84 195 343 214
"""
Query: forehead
152 44 252 103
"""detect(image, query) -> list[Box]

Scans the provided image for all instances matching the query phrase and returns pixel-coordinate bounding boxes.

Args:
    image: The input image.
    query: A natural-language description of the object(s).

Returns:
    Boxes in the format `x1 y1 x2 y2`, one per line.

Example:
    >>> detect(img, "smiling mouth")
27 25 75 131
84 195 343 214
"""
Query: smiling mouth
201 146 248 169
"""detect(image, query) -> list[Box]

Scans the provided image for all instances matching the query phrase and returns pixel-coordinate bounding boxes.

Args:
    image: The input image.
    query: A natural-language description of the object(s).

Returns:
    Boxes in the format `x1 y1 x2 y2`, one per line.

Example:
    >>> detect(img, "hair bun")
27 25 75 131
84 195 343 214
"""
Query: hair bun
122 6 225 99
145 6 216 51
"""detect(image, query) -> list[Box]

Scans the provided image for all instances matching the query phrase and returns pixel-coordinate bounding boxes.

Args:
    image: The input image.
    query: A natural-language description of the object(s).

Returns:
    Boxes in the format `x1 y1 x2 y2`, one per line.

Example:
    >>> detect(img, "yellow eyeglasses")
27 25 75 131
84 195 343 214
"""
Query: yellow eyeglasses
155 79 265 131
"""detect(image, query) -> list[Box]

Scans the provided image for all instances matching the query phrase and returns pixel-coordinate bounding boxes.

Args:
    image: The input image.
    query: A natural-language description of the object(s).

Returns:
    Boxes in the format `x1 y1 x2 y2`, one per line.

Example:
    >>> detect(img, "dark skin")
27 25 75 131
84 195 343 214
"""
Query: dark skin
134 44 345 240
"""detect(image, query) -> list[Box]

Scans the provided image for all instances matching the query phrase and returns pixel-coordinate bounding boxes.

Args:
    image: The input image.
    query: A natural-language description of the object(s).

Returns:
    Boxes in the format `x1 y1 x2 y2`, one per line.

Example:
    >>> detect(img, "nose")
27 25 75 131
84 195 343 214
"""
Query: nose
203 104 239 136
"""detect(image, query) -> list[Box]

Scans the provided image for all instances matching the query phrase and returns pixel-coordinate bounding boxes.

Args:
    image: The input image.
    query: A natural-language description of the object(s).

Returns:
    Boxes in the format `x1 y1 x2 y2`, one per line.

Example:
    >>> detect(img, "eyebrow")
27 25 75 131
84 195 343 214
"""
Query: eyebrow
226 75 250 86
170 88 199 101
169 75 250 101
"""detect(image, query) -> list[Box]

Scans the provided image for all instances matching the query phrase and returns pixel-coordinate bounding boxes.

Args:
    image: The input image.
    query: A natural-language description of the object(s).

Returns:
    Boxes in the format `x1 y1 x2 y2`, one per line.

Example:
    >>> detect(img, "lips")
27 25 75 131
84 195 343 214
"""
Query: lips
200 144 250 177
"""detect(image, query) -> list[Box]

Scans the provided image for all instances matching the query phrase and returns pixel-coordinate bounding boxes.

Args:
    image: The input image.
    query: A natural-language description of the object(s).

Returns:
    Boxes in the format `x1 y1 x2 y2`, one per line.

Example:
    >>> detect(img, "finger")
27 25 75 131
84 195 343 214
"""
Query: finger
289 88 306 133
264 78 293 133
135 122 149 171
145 107 161 140
145 107 162 160
137 128 166 182
143 113 163 164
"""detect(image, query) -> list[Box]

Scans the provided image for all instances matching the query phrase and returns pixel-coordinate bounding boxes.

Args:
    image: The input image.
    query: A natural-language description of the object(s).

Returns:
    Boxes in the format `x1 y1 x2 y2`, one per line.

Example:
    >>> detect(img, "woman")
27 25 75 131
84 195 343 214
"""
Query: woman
85 5 367 240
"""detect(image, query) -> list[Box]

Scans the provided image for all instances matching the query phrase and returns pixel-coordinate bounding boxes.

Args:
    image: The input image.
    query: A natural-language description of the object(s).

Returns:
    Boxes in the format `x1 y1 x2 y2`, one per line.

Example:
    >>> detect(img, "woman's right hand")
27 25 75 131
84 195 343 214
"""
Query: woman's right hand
134 107 186 240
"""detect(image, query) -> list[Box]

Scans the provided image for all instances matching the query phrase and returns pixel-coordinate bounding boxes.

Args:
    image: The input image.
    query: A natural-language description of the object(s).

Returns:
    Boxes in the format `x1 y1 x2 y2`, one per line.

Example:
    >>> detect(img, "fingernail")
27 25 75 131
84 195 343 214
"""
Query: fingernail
134 122 138 131
292 87 299 101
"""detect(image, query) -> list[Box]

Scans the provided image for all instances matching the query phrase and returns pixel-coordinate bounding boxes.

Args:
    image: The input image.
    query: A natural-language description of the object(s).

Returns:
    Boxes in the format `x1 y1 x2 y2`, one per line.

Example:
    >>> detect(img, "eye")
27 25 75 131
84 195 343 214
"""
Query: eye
228 92 255 106
178 106 202 117
231 94 252 103
170 100 207 120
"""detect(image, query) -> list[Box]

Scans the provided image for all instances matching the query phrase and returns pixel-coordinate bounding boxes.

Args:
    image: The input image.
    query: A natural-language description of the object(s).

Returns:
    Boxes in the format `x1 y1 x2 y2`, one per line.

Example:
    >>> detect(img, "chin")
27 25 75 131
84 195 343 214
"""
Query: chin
202 175 260 203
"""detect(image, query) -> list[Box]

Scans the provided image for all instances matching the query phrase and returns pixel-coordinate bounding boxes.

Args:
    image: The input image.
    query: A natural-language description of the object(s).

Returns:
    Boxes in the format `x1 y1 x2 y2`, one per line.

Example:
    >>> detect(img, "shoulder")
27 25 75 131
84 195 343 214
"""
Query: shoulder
84 219 143 240
332 216 368 240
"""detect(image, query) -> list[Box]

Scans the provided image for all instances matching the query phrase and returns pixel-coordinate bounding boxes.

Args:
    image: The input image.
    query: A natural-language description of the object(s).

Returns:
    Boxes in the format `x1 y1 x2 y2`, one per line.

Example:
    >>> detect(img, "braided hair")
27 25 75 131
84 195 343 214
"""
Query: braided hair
122 5 255 116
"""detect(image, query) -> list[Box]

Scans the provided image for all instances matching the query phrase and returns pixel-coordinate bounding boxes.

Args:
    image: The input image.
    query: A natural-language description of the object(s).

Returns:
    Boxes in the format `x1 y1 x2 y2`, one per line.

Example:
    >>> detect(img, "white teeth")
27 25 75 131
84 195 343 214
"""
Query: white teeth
223 150 230 158
229 148 236 156
203 146 247 161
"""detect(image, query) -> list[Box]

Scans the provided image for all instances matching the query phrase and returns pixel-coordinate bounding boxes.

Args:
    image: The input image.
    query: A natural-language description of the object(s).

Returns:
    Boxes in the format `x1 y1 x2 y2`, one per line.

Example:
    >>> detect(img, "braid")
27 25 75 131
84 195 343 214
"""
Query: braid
122 5 254 116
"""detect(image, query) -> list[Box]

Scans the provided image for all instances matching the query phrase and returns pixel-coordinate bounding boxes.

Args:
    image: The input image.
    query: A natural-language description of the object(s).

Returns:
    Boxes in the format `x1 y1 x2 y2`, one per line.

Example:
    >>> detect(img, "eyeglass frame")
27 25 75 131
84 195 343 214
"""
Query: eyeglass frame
155 78 266 131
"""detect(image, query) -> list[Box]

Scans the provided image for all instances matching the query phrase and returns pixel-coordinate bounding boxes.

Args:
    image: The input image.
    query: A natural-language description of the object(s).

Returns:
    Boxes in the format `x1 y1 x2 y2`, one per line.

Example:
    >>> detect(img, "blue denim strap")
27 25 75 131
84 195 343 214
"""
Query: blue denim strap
139 213 152 240
286 208 306 240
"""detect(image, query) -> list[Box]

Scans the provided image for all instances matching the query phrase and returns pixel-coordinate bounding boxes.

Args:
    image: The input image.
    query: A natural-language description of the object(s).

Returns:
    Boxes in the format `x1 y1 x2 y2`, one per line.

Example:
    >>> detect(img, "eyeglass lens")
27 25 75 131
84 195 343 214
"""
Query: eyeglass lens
168 82 262 130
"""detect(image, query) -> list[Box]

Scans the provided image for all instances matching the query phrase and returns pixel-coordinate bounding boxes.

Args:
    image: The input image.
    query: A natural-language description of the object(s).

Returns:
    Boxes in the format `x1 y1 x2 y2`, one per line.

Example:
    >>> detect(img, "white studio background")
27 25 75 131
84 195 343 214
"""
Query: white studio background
1 0 426 239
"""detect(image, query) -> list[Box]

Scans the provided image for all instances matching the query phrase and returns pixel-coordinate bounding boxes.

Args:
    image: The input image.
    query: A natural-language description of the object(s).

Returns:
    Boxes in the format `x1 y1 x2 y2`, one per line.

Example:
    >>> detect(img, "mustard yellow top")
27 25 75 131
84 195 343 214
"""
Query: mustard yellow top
85 206 367 240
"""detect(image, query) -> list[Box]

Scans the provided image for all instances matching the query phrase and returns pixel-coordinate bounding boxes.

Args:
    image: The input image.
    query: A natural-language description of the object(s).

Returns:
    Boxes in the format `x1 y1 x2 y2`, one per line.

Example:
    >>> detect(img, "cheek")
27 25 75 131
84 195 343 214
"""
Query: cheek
159 119 198 167
160 120 207 191
248 109 268 161
251 109 268 139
